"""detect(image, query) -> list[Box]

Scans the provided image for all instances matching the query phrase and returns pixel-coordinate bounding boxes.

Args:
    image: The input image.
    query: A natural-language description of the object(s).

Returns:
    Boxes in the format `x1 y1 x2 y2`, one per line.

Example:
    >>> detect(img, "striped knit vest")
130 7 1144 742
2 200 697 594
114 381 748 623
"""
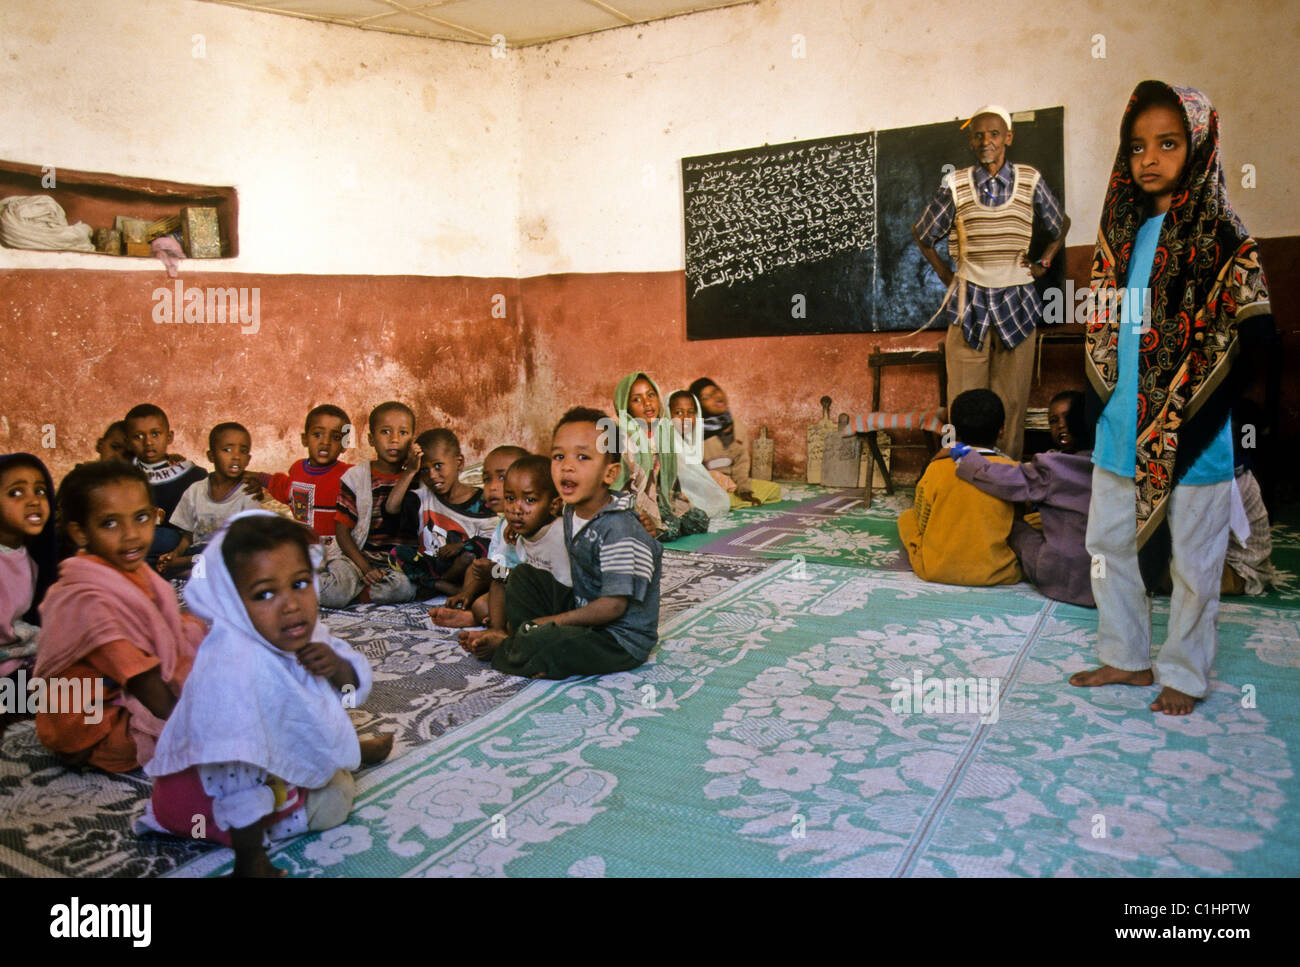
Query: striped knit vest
943 163 1039 288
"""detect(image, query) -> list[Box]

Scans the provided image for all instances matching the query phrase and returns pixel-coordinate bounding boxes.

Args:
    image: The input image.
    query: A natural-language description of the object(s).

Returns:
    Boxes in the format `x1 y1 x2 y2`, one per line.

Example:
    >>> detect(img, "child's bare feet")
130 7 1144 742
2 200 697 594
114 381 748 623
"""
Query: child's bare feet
1150 686 1198 716
428 606 479 628
359 732 395 764
1068 665 1154 688
457 628 506 661
472 629 507 661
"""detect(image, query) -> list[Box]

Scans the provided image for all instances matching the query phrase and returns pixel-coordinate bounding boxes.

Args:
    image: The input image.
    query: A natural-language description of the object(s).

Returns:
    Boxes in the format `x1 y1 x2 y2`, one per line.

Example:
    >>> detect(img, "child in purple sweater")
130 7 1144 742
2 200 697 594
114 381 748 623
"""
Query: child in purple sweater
952 391 1095 607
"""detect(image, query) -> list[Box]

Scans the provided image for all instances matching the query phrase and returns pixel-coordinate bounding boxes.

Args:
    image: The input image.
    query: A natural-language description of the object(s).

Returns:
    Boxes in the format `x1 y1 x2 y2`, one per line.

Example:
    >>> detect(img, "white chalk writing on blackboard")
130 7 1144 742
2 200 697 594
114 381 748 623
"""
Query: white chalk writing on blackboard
682 133 877 298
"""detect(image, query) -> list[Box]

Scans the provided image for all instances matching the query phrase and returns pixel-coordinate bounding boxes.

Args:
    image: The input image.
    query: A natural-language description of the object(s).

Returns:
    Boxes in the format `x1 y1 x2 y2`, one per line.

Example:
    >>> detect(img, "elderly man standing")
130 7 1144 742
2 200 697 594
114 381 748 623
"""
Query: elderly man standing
912 105 1070 460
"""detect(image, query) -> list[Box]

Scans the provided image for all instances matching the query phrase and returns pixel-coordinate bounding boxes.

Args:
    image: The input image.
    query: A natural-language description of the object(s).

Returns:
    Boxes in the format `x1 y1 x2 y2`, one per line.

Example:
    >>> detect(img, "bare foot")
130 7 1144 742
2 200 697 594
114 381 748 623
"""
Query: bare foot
470 629 507 661
1150 686 1199 716
429 606 478 628
458 628 486 653
359 732 395 764
1068 665 1154 688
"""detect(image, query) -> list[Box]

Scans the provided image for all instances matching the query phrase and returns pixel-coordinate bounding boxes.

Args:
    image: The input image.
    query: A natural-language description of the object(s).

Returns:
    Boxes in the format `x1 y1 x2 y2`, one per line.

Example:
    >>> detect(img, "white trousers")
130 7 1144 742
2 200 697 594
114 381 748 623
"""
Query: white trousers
1086 466 1231 698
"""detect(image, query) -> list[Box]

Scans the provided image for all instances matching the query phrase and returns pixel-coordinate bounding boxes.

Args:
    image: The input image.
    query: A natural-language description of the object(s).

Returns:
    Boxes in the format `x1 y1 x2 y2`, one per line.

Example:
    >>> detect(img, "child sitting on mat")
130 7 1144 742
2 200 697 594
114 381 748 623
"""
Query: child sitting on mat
35 462 205 772
897 389 1022 587
459 455 569 659
669 390 735 497
687 377 782 507
387 428 497 598
430 444 529 627
953 389 1095 607
481 408 661 679
0 454 57 715
159 422 272 577
614 372 727 542
142 513 386 877
332 402 420 606
123 403 207 568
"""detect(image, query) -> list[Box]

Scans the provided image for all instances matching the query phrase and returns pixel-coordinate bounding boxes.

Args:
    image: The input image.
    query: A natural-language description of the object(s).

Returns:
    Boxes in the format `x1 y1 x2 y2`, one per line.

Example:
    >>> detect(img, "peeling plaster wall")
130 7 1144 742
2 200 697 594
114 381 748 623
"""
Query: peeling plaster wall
0 272 529 480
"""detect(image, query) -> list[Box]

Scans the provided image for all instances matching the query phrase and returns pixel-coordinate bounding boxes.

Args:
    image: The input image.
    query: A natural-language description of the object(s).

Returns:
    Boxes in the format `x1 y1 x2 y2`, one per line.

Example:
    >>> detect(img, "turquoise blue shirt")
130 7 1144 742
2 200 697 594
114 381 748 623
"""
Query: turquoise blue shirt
1093 213 1232 483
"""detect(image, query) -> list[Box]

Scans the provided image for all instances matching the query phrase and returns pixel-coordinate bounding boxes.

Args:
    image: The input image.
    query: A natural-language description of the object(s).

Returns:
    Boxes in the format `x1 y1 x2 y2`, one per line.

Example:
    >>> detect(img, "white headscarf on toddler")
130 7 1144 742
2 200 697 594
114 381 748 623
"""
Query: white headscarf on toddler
146 510 372 789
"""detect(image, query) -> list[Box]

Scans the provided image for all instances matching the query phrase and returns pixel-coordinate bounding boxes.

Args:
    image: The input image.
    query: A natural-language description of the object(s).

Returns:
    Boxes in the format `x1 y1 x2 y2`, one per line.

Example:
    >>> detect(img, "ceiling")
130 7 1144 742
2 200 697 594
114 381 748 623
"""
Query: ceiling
197 0 757 47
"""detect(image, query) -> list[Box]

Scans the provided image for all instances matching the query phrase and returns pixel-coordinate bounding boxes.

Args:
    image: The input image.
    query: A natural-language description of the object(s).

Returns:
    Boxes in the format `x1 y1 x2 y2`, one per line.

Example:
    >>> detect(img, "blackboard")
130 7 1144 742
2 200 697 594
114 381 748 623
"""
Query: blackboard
682 107 1066 340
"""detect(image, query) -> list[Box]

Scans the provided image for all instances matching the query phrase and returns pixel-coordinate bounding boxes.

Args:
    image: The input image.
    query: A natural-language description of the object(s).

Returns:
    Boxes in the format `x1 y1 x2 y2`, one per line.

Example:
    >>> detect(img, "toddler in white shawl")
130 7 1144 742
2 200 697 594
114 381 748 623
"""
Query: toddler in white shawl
138 511 380 877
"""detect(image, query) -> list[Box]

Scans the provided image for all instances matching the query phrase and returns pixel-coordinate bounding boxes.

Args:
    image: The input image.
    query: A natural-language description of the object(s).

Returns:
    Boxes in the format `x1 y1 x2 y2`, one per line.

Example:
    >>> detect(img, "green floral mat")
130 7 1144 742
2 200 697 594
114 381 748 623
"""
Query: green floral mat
169 558 1300 878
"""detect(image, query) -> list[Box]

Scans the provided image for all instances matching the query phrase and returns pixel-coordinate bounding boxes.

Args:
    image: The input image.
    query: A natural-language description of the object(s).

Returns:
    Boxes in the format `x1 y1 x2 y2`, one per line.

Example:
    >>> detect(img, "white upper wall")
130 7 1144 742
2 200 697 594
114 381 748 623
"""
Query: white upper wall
515 0 1299 275
0 0 521 275
2 0 1295 277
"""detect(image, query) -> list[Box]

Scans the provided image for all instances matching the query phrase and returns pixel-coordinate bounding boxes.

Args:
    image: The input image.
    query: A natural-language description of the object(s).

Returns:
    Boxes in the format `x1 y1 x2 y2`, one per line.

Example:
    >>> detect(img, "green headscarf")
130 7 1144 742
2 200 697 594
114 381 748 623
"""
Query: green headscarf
612 371 678 495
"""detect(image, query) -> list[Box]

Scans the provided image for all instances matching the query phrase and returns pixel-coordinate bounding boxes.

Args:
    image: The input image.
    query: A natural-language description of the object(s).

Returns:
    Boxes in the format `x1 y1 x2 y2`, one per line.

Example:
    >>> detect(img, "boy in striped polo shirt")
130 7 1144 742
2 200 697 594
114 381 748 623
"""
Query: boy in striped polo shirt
479 406 662 679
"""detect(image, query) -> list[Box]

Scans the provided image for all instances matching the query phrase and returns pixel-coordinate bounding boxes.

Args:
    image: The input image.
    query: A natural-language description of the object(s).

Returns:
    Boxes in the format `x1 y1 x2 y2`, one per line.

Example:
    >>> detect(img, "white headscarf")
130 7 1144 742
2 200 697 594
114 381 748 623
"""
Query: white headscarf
669 389 732 520
146 511 372 788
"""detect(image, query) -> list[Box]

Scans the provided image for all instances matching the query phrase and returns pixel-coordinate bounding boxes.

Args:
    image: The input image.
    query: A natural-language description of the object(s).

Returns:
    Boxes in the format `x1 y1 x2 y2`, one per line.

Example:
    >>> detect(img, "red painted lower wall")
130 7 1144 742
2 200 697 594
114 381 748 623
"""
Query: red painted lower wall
2 237 1295 490
0 271 527 481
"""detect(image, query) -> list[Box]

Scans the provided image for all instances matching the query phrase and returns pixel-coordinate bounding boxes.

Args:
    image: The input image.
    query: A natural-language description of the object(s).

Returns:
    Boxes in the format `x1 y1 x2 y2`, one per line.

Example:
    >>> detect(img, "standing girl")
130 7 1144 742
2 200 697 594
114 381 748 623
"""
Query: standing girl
1071 81 1273 715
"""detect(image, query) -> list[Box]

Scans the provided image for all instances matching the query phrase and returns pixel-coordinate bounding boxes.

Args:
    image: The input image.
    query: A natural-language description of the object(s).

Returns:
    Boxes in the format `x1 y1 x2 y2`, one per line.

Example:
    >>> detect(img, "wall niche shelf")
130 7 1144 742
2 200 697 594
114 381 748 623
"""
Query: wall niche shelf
0 159 238 261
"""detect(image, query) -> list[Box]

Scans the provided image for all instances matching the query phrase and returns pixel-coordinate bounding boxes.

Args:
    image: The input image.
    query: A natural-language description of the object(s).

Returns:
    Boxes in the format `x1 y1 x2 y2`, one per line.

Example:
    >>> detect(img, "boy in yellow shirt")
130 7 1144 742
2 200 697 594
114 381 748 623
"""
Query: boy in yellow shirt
897 389 1022 586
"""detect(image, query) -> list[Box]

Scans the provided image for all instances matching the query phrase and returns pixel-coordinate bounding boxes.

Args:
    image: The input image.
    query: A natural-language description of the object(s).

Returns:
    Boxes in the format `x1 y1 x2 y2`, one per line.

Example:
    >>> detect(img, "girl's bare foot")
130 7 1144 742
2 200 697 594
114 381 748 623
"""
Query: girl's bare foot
1068 665 1154 687
429 606 478 628
1150 686 1198 716
359 732 395 764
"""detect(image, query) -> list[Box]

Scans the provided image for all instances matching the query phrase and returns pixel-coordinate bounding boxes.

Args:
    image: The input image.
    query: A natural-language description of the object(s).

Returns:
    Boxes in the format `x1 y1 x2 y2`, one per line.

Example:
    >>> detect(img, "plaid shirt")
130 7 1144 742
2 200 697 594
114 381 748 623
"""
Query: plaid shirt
913 161 1065 350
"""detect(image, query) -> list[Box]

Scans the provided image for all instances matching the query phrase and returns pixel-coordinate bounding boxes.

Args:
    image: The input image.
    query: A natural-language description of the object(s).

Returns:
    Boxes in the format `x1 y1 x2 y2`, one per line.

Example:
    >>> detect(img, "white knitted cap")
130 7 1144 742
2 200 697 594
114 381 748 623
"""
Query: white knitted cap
963 105 1013 130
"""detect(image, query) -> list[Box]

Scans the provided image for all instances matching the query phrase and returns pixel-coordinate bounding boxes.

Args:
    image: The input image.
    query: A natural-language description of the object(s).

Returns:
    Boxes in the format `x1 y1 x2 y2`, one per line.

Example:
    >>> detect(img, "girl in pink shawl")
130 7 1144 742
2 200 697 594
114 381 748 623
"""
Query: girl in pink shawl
35 462 205 772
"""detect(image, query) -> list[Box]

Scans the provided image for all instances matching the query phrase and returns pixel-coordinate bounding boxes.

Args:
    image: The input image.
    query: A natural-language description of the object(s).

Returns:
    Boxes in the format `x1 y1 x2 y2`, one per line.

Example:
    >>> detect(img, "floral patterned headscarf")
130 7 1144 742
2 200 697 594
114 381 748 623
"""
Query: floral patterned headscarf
1084 80 1271 587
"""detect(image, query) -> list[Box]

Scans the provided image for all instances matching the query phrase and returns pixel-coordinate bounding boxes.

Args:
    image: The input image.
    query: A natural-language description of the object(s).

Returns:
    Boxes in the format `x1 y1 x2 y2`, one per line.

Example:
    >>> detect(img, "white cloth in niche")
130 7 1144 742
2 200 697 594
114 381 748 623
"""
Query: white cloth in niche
146 510 371 789
0 195 94 252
